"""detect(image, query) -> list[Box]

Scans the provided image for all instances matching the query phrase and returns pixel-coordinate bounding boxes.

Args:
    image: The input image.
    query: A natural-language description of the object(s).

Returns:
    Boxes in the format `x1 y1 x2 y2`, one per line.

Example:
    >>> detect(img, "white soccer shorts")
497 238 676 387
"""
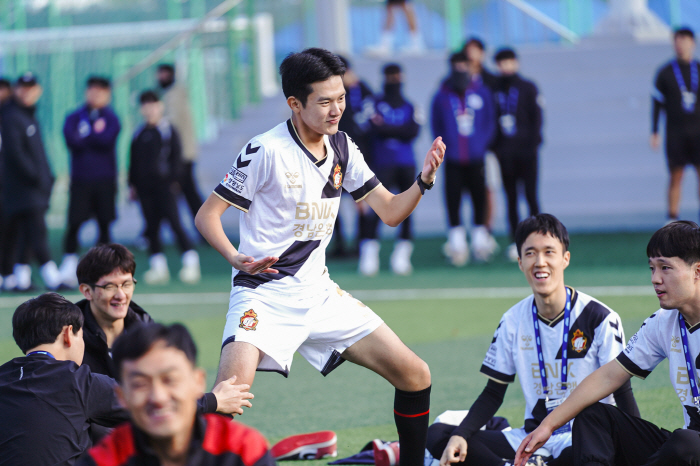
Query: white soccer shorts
222 275 383 377
503 426 571 459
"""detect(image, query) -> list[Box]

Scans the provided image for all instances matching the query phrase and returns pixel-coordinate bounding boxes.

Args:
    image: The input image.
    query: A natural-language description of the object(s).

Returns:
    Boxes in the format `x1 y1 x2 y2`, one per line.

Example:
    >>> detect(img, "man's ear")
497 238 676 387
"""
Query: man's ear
194 367 206 397
694 261 700 281
562 250 571 270
287 96 302 114
79 283 93 301
62 325 76 348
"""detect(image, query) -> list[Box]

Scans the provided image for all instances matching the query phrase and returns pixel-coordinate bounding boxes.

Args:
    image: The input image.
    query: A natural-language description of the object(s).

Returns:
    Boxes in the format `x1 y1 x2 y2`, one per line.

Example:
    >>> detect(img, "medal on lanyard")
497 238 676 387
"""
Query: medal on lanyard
498 88 519 136
450 94 475 137
672 60 698 113
532 287 572 434
678 312 700 413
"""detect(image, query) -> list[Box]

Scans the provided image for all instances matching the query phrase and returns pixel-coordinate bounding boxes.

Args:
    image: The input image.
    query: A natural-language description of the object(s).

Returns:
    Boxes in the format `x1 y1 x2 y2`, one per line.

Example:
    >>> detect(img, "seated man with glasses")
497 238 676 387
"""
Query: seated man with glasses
75 244 254 440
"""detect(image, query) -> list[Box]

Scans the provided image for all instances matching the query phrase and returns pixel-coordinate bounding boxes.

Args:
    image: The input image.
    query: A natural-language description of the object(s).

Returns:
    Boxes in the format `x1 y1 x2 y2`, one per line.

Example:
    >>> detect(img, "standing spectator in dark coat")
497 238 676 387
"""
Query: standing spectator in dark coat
432 53 497 266
0 72 62 291
462 37 498 91
336 56 377 258
358 63 420 276
650 27 700 223
492 48 543 262
0 77 12 293
129 90 200 285
59 76 121 288
0 293 129 466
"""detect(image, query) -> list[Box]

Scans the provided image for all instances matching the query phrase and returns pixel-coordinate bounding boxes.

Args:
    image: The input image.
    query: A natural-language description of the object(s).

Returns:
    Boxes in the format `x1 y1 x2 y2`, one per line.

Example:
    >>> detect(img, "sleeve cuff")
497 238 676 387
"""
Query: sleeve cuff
479 364 516 384
350 176 381 202
214 185 251 212
201 392 218 414
616 352 651 380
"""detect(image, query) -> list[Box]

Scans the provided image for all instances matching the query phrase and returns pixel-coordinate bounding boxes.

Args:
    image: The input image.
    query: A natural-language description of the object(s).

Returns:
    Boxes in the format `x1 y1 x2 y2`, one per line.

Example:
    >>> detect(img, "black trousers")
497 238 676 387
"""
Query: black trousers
444 161 486 228
573 402 700 466
1 209 51 275
63 181 116 254
427 422 573 466
359 165 415 241
498 153 539 238
136 182 194 255
179 162 204 219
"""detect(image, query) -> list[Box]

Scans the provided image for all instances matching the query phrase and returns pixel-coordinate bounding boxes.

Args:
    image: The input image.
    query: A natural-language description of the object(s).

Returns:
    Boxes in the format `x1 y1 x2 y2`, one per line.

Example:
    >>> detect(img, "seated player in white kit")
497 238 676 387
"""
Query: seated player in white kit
195 48 446 466
430 214 639 466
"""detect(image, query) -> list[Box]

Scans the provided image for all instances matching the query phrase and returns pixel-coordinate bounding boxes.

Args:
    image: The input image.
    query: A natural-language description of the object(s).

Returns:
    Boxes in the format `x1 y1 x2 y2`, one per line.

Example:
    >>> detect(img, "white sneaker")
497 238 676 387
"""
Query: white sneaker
2 274 18 291
179 250 201 284
14 264 32 291
365 31 393 57
400 31 426 56
507 243 519 262
358 240 380 276
471 226 496 262
59 253 79 288
443 226 469 267
144 253 170 284
390 240 413 276
40 261 62 290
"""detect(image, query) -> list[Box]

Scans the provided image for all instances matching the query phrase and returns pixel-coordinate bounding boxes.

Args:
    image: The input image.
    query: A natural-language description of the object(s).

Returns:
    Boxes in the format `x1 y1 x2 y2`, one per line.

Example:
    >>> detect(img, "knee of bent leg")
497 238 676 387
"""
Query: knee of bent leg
406 358 431 390
575 402 607 426
659 429 700 462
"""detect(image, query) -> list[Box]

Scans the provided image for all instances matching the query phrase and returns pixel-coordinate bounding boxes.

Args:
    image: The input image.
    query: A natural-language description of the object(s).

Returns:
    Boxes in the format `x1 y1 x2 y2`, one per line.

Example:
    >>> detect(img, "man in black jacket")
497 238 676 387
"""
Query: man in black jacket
0 293 129 466
76 243 254 419
0 72 62 291
492 49 543 262
129 90 200 285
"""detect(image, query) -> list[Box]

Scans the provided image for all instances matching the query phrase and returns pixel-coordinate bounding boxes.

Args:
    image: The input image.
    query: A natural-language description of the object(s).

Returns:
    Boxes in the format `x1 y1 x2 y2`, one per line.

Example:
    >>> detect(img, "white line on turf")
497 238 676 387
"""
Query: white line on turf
0 286 654 309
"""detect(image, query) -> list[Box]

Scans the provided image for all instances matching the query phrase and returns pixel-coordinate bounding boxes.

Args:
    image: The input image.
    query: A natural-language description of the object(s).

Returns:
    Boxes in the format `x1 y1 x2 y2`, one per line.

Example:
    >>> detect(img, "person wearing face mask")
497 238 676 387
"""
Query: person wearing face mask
492 48 544 262
431 53 497 266
358 63 421 276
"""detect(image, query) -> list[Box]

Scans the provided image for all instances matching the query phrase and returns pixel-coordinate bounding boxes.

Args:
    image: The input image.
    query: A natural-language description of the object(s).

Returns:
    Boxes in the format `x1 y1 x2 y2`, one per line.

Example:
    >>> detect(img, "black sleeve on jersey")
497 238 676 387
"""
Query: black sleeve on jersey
480 364 516 383
612 379 640 418
451 379 508 441
652 68 666 134
616 352 652 379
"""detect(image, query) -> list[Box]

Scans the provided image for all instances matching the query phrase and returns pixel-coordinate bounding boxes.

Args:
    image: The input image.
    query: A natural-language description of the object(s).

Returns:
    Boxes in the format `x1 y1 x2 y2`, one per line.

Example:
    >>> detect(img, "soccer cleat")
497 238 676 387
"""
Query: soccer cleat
359 239 380 276
372 439 400 466
471 226 497 263
506 243 519 262
365 31 394 58
390 240 413 276
178 250 201 284
443 226 469 267
271 431 337 460
2 274 18 291
144 253 170 285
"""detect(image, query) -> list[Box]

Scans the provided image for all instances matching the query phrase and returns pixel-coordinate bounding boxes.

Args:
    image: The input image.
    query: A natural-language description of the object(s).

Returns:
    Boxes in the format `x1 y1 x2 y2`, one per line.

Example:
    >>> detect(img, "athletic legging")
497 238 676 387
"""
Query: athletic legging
499 154 539 238
444 161 487 228
1 209 52 274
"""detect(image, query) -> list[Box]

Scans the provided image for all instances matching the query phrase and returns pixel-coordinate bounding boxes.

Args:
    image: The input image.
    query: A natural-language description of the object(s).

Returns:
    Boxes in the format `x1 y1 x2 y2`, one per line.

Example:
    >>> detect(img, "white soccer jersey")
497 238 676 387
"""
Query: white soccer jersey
214 120 380 293
482 288 626 432
618 308 700 430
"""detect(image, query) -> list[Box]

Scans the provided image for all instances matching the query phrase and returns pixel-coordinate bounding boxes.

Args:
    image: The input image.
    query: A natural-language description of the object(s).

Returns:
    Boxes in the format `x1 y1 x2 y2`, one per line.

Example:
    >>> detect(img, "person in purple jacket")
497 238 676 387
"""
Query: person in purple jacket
59 76 121 288
431 52 497 266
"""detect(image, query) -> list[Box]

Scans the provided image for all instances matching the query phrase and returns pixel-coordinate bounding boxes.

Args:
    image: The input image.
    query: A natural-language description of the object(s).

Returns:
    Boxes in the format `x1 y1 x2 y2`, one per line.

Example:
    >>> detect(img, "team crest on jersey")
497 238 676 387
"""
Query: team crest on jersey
333 164 343 189
571 329 587 353
239 309 259 331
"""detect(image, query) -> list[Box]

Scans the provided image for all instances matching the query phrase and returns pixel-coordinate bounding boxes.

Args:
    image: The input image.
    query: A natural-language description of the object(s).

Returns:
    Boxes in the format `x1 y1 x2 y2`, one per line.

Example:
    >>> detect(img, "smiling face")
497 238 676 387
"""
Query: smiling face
289 75 346 137
80 269 135 325
518 232 570 299
117 342 205 440
649 256 700 310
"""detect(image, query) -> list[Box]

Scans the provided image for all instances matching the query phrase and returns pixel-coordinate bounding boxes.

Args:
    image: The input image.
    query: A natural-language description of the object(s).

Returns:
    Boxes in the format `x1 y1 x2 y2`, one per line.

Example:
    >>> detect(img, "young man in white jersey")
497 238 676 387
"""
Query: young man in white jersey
515 220 700 466
195 48 445 466
433 214 639 466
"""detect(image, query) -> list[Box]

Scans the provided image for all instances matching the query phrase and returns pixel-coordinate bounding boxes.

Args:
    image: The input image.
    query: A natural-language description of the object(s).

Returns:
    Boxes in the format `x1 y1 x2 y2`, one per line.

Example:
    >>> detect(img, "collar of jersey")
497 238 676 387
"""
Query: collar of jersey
535 286 577 328
287 119 328 167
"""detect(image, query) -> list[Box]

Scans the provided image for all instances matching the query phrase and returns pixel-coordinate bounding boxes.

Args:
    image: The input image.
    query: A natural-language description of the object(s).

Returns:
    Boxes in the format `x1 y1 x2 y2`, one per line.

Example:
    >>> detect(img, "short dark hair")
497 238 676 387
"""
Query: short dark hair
86 76 111 89
157 63 175 74
674 27 695 40
279 48 346 107
336 54 351 70
112 323 197 382
383 63 402 76
463 37 485 51
494 47 517 62
0 78 11 89
76 243 136 286
646 221 700 265
449 52 468 66
514 213 570 258
13 293 84 354
139 90 160 104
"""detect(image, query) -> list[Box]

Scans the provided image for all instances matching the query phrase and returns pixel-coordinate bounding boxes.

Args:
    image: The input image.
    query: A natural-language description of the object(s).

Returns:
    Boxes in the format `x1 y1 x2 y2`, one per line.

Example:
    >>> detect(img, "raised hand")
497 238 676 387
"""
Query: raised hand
421 136 446 184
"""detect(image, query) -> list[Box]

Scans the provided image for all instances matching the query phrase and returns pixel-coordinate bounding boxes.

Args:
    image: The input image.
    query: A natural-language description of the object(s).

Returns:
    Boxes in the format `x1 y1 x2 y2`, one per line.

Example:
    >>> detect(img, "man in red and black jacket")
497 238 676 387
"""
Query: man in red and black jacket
79 323 275 466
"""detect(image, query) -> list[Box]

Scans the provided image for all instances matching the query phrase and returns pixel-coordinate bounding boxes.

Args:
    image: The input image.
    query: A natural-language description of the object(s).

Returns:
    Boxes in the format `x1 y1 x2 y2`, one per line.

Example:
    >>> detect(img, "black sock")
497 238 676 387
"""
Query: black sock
394 385 431 466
